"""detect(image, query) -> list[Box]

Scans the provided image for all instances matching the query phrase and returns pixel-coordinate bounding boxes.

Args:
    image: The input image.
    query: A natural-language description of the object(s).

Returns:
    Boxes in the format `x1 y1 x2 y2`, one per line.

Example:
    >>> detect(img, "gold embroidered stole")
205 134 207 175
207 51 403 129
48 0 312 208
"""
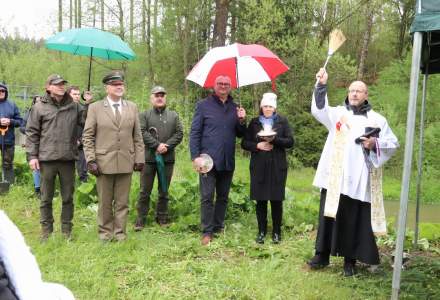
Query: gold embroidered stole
324 114 387 236
370 167 387 236
324 122 348 218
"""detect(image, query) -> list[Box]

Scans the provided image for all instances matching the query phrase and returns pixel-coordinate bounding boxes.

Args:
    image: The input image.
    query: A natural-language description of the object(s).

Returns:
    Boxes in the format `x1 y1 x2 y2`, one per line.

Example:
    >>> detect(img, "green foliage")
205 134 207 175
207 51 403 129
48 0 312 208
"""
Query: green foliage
400 257 440 299
289 111 327 168
283 187 319 231
419 223 440 241
2 146 440 299
75 176 98 208
11 146 31 185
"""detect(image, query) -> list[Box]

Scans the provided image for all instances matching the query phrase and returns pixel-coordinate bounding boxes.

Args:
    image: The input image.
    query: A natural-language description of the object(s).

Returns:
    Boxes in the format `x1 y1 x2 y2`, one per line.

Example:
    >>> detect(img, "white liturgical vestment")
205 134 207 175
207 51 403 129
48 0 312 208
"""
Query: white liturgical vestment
311 93 399 204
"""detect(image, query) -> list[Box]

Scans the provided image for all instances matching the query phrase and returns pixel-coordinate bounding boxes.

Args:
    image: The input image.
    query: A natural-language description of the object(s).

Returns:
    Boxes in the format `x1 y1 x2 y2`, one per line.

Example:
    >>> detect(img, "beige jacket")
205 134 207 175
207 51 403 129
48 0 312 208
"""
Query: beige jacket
82 98 145 174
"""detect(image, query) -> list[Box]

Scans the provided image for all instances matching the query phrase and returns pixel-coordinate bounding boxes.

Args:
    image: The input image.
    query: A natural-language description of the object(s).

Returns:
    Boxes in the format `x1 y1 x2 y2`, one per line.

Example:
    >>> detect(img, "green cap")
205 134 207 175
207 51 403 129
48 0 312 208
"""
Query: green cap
46 74 68 85
102 71 125 84
151 86 166 94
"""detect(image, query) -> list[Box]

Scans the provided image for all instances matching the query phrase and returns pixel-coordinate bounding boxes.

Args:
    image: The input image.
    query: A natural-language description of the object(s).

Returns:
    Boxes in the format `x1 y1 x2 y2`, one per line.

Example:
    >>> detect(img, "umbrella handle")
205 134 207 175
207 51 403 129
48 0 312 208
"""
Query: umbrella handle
87 48 93 91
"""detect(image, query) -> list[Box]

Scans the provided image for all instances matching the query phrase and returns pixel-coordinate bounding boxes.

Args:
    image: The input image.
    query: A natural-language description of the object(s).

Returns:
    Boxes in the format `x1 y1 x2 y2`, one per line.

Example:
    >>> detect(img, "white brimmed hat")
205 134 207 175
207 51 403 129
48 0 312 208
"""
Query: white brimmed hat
260 92 277 109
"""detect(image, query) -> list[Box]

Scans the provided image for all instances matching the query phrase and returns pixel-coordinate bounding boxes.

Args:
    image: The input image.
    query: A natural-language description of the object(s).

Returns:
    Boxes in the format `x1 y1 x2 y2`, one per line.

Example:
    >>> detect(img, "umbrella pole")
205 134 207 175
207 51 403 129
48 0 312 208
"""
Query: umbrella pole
235 57 241 106
87 48 93 91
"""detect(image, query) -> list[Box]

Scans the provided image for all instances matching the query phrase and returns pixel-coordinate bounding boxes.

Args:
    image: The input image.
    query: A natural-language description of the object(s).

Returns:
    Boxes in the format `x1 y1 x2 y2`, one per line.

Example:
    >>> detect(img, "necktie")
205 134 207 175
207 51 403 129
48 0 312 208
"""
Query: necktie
113 103 121 125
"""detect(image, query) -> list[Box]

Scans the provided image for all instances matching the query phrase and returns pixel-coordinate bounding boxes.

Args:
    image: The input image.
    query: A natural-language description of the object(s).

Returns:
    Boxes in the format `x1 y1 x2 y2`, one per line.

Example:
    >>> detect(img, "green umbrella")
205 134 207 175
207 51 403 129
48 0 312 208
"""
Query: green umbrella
153 150 168 193
45 27 136 89
148 127 168 193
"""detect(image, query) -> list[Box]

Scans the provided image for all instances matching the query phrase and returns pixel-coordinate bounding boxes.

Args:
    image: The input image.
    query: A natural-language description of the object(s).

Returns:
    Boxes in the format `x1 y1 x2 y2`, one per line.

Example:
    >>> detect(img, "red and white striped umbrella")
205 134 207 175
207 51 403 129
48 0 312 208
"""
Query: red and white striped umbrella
186 43 289 89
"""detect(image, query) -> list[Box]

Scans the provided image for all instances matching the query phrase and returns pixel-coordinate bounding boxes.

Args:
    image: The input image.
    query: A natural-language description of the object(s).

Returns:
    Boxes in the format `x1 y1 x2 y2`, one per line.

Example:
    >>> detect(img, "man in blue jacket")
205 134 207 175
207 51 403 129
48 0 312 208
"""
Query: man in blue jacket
190 75 246 245
0 83 23 184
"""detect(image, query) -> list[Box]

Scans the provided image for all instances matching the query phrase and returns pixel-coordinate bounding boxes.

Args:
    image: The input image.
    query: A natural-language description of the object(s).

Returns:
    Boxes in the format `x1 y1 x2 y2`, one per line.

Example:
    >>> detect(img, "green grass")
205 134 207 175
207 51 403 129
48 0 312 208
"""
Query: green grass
1 152 439 299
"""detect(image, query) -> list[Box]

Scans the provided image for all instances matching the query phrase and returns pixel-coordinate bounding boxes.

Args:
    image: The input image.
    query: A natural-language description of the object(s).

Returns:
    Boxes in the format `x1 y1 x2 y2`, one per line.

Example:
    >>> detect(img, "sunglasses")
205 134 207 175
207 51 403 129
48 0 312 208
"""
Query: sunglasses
0 90 6 93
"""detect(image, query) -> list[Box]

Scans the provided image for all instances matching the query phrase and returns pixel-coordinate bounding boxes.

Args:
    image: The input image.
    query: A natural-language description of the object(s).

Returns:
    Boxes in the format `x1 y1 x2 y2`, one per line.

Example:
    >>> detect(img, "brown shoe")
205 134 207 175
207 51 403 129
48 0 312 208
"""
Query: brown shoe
40 230 52 242
115 234 127 242
201 234 212 246
40 225 53 242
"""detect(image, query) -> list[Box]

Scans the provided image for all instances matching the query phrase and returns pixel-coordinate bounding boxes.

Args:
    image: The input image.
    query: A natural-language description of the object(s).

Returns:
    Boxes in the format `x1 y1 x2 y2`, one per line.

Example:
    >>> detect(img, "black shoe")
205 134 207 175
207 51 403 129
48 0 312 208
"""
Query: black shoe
343 262 356 277
308 254 330 269
272 233 281 244
213 227 224 235
255 232 266 244
134 218 145 232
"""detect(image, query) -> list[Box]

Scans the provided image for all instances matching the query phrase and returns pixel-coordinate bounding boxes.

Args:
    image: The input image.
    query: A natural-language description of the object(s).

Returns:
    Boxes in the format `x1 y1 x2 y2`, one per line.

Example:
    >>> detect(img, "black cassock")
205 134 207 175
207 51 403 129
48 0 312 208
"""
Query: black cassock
315 189 380 265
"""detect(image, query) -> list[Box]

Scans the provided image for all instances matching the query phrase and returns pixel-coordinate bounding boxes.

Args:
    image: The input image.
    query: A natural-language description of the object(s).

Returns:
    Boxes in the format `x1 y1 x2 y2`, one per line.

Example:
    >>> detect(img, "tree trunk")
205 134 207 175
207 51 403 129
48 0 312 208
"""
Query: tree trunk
77 0 82 28
69 0 73 29
92 0 97 27
230 0 237 43
130 0 134 43
395 0 413 59
212 0 229 47
182 14 190 101
116 0 125 40
101 0 105 30
74 0 78 28
58 0 63 32
147 0 154 83
357 0 374 81
142 0 146 42
153 0 158 29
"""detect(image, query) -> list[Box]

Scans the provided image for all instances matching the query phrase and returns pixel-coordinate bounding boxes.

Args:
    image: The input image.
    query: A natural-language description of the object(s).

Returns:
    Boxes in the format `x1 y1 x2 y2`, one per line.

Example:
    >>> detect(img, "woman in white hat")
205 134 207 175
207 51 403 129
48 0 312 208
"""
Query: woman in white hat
242 92 294 244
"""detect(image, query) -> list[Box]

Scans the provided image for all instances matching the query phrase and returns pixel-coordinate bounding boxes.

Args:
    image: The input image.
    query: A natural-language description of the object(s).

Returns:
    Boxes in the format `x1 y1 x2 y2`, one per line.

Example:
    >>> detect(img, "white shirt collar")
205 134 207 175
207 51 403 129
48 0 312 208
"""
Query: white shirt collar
107 96 122 105
107 97 123 114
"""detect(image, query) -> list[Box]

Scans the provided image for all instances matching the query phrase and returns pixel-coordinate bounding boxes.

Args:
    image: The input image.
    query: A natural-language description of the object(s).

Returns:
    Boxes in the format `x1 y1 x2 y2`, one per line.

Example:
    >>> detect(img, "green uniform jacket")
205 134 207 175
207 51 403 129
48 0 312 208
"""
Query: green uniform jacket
82 98 145 174
25 92 85 161
140 107 183 163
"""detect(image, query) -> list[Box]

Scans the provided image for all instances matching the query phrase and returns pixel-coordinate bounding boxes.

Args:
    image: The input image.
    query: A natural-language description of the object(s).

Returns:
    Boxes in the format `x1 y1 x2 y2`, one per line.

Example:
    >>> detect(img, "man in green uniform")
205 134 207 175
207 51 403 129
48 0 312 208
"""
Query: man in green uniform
82 71 145 242
134 86 183 230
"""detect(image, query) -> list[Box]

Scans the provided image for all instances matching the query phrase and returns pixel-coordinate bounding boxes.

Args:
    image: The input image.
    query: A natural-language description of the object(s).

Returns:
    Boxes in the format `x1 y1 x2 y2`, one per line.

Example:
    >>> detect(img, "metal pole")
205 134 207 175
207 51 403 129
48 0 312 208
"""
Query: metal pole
391 31 423 300
414 67 428 248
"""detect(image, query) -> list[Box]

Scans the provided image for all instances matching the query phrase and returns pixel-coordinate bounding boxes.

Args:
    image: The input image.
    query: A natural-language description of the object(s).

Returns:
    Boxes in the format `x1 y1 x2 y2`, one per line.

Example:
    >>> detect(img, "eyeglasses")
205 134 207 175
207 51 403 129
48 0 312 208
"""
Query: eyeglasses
154 93 165 98
0 90 5 93
348 89 366 94
216 82 230 87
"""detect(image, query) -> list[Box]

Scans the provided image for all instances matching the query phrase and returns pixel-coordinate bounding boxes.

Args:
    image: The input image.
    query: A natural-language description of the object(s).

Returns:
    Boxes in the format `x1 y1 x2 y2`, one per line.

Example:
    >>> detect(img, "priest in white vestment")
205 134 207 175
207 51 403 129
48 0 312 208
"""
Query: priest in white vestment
307 68 399 276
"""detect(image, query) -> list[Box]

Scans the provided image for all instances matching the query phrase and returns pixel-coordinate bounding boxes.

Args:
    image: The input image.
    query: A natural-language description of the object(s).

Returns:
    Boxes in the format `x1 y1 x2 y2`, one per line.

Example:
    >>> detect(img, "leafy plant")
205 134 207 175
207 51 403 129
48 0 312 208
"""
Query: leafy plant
75 176 98 208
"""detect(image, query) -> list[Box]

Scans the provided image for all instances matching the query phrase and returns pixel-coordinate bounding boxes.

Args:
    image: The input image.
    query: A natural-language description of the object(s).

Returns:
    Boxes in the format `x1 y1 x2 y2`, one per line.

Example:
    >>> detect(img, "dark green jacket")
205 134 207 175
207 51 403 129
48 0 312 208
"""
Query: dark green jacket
25 92 85 161
140 107 183 163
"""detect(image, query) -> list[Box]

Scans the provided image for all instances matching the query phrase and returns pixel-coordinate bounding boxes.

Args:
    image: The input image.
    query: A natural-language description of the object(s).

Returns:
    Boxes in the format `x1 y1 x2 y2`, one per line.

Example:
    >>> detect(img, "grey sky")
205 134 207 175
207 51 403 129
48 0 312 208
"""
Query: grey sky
1 0 57 39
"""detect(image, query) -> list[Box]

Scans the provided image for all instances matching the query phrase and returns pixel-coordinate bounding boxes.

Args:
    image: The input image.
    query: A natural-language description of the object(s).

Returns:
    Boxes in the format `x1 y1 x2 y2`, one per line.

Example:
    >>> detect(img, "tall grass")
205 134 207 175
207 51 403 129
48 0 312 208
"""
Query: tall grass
1 149 439 299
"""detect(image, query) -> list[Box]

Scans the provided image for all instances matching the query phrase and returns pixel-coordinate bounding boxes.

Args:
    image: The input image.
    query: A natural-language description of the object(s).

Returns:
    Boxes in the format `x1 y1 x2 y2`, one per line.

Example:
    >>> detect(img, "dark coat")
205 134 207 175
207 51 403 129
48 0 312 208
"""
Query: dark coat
241 114 294 201
0 83 23 146
25 92 84 161
139 107 183 163
189 94 246 171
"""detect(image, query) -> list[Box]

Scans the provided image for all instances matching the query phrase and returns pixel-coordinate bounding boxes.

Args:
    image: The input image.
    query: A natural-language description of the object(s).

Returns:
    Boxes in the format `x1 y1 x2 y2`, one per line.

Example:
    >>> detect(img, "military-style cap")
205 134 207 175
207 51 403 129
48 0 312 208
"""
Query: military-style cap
151 86 166 94
46 74 68 85
102 71 125 85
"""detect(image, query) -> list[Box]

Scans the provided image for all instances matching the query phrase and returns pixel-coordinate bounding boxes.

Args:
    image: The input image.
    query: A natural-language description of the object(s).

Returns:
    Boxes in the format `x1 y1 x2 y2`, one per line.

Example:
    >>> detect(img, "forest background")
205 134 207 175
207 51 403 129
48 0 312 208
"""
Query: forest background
1 0 438 202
